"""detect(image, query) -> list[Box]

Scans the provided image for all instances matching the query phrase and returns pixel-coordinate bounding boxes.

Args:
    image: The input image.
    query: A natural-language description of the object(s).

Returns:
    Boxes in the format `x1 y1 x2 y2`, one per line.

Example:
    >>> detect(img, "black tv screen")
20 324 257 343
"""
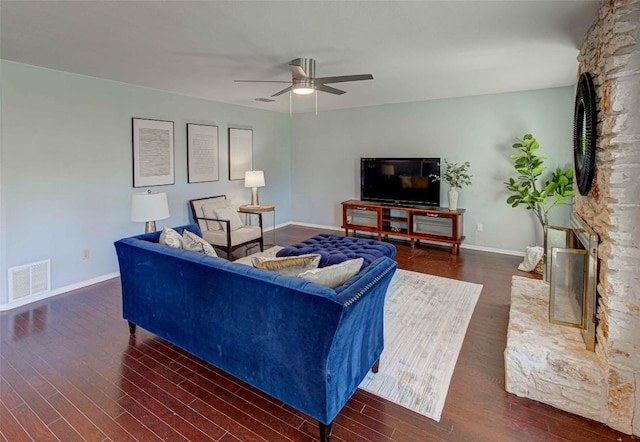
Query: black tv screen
360 158 441 207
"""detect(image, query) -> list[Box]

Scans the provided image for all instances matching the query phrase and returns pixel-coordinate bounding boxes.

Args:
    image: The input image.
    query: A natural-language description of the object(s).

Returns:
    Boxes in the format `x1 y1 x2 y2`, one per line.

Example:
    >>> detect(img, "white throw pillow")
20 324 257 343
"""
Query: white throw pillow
182 230 217 257
214 205 244 232
298 258 364 289
159 226 183 249
201 199 232 231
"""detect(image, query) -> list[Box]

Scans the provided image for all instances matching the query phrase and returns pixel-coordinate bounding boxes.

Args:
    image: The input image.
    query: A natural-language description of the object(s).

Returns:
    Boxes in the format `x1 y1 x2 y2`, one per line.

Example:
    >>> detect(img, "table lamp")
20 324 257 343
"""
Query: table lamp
131 190 170 233
244 170 265 208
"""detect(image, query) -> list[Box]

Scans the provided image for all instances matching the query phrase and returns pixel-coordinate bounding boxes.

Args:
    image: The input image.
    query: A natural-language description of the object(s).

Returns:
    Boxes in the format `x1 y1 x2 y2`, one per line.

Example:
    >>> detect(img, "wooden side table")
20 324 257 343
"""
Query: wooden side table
238 204 276 246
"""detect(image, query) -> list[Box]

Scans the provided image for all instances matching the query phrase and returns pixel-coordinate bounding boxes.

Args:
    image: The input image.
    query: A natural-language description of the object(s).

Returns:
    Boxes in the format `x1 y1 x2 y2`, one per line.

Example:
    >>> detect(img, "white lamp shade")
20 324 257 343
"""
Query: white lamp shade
131 191 170 222
244 170 265 188
381 164 395 175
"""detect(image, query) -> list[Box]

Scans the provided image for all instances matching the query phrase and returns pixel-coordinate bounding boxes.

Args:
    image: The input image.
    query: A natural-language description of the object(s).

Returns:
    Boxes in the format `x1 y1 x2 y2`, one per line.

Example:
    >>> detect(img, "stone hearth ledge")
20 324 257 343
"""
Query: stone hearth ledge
504 276 618 431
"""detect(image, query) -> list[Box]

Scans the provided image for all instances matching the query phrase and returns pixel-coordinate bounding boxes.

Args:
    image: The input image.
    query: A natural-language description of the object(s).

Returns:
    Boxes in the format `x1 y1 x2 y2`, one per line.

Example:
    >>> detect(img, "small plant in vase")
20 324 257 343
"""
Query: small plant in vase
430 159 472 211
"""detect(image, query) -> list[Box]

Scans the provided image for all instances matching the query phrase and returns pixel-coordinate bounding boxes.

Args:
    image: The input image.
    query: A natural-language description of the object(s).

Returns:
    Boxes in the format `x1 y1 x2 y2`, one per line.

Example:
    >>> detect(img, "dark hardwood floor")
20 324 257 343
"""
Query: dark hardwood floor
1 225 636 441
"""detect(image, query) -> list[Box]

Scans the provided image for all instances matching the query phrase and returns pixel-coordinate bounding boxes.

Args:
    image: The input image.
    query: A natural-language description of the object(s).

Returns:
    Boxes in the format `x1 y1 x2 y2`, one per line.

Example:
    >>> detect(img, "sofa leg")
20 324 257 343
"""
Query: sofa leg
319 421 333 442
372 358 380 373
128 321 136 335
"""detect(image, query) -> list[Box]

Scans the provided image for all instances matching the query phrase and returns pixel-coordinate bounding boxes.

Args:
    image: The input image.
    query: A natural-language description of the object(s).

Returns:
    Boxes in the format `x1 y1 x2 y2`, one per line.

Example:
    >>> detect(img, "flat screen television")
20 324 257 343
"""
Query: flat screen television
360 158 441 207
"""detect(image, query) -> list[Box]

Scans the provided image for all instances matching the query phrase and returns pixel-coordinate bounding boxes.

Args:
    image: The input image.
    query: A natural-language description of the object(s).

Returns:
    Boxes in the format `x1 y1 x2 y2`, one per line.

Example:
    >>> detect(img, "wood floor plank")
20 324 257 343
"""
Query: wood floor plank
113 410 163 442
0 225 635 441
118 374 211 441
180 375 313 442
47 417 85 442
117 391 190 441
0 355 60 426
15 349 133 441
46 392 109 441
0 375 25 411
188 397 270 442
0 402 34 442
119 353 227 440
5 402 57 442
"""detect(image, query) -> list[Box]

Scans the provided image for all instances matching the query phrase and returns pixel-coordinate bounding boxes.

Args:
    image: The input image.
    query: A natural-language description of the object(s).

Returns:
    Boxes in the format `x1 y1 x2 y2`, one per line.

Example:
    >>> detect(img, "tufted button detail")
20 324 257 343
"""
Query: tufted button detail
276 234 396 268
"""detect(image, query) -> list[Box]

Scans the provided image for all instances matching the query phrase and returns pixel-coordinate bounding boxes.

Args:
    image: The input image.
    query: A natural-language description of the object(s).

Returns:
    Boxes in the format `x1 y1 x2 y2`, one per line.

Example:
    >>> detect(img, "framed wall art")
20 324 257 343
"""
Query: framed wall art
228 128 253 180
187 123 219 183
132 118 175 187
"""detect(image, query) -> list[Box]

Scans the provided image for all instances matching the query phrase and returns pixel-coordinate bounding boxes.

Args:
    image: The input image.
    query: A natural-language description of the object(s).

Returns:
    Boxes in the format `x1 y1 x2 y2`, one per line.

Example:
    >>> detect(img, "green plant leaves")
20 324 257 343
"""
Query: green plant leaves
504 133 574 229
435 158 472 189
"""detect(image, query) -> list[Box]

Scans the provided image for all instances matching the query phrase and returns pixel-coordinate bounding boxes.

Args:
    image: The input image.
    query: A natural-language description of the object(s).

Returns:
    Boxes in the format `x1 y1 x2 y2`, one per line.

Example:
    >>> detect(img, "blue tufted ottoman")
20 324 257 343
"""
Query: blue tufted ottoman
276 233 396 268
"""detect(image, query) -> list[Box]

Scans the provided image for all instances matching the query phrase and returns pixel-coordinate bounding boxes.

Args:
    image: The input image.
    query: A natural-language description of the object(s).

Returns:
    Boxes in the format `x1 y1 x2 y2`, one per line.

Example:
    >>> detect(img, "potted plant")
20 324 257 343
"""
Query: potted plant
504 133 574 236
430 159 472 210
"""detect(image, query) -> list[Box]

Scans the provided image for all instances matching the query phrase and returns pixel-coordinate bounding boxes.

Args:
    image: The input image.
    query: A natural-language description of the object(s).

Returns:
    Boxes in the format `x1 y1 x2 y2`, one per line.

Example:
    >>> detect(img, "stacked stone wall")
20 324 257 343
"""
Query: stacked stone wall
575 0 640 435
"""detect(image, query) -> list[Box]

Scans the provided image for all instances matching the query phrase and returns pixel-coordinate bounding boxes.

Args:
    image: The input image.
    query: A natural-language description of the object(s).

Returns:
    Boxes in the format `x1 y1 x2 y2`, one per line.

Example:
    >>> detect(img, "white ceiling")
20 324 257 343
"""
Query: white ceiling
1 1 600 113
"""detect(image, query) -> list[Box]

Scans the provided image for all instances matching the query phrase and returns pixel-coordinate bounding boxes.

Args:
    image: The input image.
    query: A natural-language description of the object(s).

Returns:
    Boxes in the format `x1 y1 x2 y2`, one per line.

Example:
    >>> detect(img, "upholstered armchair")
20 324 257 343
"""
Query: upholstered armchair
189 195 263 260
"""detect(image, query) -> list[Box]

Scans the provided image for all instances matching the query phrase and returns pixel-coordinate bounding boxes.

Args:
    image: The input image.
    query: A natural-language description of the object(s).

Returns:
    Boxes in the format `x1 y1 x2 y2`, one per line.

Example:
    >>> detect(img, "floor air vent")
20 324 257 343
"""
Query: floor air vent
8 260 51 302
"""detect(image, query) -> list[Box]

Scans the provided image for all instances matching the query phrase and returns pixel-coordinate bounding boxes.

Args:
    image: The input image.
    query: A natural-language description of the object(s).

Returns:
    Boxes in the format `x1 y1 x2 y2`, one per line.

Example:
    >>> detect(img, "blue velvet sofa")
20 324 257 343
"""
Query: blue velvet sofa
114 224 397 441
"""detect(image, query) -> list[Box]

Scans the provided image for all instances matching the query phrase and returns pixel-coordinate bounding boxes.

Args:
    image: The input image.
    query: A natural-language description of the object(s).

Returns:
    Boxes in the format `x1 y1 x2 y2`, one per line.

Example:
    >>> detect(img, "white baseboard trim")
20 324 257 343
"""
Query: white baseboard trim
287 221 343 232
0 272 120 311
267 222 293 231
460 243 525 257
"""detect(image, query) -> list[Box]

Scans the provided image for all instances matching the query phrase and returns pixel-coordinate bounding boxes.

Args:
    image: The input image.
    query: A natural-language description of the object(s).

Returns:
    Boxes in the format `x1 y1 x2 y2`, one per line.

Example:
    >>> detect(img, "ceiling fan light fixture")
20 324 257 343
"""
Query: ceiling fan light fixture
292 86 315 95
236 58 372 100
292 79 315 95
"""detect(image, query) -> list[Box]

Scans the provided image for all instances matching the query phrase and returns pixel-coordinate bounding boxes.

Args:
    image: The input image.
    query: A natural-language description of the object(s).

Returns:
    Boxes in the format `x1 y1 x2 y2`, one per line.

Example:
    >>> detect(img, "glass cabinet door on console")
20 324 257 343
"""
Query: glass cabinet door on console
343 202 381 239
341 200 465 254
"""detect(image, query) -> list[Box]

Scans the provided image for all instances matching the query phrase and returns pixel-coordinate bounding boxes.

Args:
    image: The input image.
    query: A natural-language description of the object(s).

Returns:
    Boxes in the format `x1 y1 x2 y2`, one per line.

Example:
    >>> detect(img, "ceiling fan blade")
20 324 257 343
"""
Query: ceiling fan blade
271 85 294 97
315 74 374 84
234 80 293 83
316 84 346 95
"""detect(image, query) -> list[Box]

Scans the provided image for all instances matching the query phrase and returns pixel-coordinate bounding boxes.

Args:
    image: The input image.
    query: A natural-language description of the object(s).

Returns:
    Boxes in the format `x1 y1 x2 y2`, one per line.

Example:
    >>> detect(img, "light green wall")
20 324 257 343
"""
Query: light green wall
1 59 576 308
290 87 575 253
0 61 291 307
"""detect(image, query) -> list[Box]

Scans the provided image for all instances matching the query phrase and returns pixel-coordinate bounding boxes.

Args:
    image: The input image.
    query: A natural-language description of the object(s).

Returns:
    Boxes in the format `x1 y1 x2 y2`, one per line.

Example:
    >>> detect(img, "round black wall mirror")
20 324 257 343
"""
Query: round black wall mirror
573 72 597 195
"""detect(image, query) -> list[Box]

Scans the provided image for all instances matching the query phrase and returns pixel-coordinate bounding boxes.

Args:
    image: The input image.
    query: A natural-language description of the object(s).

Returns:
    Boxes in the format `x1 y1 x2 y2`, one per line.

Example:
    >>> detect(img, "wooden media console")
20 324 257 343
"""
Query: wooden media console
341 200 465 254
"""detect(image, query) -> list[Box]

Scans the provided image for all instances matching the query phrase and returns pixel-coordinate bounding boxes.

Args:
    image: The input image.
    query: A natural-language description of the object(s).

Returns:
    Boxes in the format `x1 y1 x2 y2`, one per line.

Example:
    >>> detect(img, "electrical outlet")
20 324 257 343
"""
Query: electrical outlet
82 249 90 260
476 224 483 232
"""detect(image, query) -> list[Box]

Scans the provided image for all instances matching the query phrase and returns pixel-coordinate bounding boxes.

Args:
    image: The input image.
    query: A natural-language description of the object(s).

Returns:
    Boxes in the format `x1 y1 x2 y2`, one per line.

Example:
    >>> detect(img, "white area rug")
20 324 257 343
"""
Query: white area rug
359 269 483 422
236 248 482 422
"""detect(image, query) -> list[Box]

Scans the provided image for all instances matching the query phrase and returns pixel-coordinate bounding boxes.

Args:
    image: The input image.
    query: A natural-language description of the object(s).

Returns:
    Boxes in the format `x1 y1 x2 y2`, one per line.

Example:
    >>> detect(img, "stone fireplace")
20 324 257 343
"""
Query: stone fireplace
505 1 639 436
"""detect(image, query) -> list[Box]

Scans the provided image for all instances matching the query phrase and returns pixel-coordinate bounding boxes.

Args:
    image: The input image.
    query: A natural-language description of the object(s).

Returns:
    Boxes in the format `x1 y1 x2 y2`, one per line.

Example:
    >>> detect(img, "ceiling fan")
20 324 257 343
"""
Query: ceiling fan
234 58 373 98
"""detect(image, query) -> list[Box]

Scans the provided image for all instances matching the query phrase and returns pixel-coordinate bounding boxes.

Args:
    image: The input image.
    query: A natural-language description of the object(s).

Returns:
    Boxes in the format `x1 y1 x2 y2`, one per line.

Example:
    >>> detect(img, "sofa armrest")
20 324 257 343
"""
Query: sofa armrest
324 256 397 422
